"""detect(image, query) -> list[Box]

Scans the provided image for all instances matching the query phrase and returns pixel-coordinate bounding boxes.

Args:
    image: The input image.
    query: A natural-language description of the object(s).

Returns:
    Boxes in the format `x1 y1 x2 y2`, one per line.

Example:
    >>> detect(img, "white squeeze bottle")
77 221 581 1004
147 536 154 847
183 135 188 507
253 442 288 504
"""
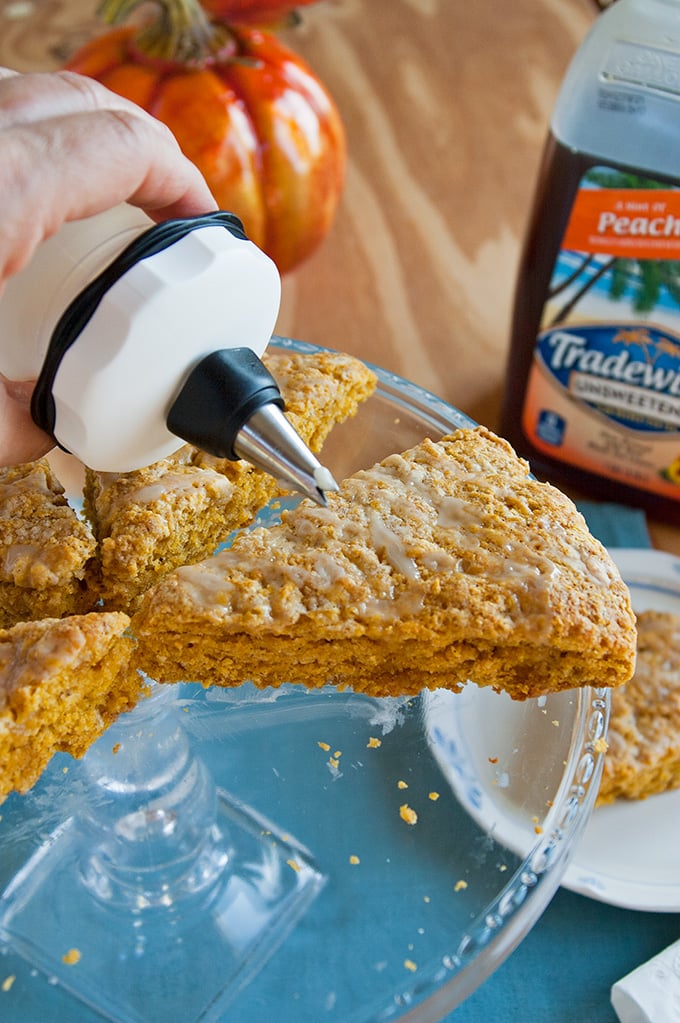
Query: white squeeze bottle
0 205 337 504
500 0 680 522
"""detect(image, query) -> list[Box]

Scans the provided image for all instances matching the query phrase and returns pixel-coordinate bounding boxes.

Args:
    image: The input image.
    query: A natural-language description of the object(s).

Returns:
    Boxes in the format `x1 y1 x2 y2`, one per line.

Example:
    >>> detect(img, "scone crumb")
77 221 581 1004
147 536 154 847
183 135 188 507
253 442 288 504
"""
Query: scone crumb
62 949 81 966
367 737 382 749
454 879 468 892
286 859 301 873
404 959 417 972
428 791 440 801
593 737 608 754
397 780 408 790
349 854 360 865
2 975 15 993
112 743 122 755
317 741 331 752
399 803 418 825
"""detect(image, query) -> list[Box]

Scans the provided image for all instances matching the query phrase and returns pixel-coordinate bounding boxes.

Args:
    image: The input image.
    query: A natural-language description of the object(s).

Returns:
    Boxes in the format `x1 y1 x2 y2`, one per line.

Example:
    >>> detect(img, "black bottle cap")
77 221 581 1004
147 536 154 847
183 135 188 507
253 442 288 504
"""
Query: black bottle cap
166 347 284 460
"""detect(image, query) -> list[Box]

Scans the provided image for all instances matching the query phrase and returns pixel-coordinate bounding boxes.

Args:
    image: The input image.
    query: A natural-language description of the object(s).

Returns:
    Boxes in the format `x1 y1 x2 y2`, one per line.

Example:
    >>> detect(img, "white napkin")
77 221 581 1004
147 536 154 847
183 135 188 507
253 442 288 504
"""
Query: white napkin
611 938 680 1023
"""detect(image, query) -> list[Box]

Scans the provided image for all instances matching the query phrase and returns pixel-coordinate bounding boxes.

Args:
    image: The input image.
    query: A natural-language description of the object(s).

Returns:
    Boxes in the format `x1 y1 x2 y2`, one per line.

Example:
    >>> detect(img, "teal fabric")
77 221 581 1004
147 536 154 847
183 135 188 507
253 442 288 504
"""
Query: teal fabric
446 501 679 1022
575 502 652 550
444 889 680 1021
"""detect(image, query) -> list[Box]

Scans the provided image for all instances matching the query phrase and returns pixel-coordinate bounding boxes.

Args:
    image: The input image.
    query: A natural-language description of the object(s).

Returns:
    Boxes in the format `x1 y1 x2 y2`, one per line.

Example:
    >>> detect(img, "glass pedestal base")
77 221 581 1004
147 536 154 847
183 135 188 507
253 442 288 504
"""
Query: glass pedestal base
0 687 324 1023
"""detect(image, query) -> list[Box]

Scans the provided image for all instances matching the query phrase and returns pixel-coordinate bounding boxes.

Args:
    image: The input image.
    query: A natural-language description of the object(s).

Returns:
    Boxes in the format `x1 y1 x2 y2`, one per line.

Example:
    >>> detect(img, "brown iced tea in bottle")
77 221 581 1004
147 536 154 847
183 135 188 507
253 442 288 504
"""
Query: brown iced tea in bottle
501 0 680 523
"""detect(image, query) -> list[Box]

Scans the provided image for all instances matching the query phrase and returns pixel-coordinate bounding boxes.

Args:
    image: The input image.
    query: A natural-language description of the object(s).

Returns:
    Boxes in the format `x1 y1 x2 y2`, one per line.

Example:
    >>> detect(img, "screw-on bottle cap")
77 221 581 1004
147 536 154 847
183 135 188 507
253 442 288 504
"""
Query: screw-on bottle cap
30 212 281 472
167 347 284 460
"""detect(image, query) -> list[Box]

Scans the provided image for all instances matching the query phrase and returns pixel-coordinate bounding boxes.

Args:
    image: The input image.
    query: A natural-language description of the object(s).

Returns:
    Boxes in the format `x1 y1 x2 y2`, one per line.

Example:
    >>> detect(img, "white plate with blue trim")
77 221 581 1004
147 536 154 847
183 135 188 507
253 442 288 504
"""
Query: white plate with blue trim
563 548 680 912
425 548 680 912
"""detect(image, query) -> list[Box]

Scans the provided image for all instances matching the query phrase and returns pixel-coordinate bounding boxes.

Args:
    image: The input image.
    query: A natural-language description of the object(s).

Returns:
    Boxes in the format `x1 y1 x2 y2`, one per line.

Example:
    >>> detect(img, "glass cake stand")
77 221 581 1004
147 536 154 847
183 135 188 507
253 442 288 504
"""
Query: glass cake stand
0 338 609 1023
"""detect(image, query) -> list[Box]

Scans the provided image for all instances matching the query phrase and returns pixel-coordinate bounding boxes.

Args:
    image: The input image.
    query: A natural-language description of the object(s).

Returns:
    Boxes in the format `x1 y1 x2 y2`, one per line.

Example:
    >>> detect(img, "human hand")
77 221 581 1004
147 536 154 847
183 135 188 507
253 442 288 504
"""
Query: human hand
0 66 218 466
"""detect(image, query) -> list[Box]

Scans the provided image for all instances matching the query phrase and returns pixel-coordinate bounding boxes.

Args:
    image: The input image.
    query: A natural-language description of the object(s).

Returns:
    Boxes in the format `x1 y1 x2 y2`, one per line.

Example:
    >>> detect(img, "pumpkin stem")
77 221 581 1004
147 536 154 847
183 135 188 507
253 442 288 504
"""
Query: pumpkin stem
99 0 236 65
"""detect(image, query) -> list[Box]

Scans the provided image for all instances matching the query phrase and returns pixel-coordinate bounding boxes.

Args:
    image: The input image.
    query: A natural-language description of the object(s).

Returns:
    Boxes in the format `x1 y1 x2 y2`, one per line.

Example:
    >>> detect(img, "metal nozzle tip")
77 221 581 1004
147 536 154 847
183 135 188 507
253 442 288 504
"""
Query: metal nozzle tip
313 465 339 494
299 464 338 506
291 465 337 507
307 465 340 506
233 403 339 508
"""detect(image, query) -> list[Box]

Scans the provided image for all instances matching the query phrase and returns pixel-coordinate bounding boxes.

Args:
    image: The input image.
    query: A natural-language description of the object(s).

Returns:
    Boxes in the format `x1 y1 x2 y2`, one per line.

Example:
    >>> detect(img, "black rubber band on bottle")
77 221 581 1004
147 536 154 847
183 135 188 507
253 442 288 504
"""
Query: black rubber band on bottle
30 210 248 440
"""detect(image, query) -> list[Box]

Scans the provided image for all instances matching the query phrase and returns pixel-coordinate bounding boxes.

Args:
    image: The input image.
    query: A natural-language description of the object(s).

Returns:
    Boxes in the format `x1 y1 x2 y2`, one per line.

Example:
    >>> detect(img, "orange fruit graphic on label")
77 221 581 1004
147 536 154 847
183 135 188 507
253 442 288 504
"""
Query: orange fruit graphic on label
662 456 680 485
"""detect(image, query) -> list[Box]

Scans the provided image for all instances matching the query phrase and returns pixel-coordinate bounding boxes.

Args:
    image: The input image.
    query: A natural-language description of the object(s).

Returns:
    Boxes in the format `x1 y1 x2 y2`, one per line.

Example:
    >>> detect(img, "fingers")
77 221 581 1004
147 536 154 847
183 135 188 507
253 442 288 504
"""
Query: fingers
0 69 217 279
0 68 142 114
0 68 219 467
0 378 53 466
0 68 133 128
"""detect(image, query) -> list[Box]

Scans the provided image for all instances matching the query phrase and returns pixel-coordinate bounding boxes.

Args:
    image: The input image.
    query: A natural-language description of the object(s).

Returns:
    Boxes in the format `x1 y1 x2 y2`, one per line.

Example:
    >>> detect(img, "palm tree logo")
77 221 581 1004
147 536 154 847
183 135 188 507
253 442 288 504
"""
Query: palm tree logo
610 327 680 364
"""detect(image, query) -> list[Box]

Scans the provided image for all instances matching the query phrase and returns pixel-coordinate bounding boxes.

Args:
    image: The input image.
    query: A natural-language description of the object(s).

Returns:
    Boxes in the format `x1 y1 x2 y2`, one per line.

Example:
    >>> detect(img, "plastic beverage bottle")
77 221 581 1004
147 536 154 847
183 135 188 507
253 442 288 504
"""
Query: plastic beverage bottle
500 0 680 521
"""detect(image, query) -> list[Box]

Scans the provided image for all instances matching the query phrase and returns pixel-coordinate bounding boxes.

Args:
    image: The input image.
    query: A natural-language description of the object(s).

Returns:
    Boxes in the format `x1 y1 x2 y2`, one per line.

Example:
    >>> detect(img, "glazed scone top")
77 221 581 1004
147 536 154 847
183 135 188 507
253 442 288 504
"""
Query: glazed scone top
145 428 631 650
91 450 235 534
0 460 95 589
0 612 130 712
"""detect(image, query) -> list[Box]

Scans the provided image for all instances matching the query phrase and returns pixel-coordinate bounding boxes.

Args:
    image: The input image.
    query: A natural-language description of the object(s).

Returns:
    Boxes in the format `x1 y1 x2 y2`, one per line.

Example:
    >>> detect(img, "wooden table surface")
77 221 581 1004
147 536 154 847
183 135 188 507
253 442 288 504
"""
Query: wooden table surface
0 0 677 554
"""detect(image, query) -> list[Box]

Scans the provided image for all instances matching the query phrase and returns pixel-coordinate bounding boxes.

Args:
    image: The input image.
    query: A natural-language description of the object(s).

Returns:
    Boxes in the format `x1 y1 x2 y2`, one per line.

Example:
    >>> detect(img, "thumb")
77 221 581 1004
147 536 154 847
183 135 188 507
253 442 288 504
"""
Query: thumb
0 377 54 466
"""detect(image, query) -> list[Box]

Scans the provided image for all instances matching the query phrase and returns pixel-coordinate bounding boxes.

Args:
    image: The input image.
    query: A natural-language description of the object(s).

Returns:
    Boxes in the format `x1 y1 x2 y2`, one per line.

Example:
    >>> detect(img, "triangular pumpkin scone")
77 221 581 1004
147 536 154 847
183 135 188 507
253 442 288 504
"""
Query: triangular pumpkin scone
84 447 241 615
0 459 99 628
0 611 143 802
597 610 680 805
84 349 377 614
132 427 637 700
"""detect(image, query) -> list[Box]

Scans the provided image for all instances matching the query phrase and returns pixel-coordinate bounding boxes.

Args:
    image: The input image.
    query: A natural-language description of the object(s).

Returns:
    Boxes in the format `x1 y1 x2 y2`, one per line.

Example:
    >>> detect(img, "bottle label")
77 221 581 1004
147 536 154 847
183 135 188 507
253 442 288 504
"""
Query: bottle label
523 167 680 497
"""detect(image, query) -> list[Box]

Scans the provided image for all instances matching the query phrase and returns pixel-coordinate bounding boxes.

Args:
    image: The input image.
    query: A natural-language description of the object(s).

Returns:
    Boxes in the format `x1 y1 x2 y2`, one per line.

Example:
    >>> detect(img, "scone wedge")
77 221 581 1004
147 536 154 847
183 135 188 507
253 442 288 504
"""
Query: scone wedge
0 459 99 628
598 610 680 805
132 427 636 700
85 349 377 614
0 612 143 802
